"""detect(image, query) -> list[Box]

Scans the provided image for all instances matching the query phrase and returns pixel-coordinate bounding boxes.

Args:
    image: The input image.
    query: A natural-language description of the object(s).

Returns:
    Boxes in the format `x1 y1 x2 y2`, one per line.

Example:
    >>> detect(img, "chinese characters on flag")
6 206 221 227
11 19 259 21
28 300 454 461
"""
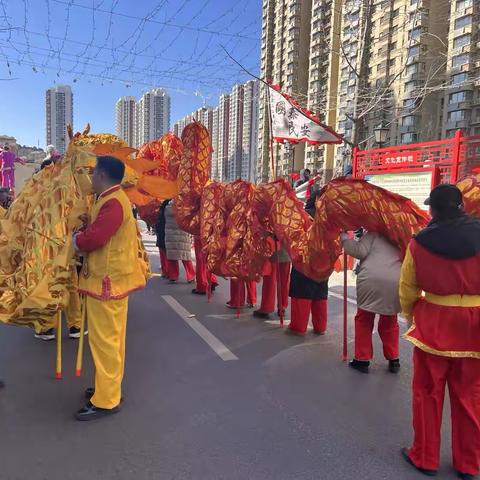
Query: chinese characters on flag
268 85 343 145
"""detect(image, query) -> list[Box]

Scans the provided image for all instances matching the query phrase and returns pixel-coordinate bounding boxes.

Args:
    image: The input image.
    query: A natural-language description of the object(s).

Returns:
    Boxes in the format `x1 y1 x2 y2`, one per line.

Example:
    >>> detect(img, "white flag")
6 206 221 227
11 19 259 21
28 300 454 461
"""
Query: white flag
268 85 342 145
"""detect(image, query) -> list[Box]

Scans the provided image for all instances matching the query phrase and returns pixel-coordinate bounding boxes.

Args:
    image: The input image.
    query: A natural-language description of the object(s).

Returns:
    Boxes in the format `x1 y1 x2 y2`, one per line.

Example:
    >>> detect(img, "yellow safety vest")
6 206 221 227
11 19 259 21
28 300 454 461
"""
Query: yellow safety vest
79 187 147 300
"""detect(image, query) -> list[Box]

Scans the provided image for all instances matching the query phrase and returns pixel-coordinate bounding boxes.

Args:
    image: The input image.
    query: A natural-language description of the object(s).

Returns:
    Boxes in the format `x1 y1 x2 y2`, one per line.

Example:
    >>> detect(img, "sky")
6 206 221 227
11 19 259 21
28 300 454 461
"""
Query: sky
0 0 261 147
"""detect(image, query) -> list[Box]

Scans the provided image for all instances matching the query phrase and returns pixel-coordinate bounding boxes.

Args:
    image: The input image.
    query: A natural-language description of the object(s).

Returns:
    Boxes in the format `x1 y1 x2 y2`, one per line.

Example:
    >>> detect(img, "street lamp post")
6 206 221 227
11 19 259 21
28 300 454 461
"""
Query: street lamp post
374 122 389 149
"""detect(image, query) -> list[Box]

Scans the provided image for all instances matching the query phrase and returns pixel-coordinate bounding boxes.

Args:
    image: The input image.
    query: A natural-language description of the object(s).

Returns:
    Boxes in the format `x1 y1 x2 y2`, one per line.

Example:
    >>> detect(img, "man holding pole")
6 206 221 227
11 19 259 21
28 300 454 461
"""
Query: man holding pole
73 155 148 421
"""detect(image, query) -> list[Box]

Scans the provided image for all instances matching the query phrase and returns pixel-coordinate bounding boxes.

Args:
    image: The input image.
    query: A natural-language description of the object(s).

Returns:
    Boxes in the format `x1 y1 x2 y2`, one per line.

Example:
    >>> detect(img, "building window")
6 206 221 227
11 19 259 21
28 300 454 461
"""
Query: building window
406 63 419 75
453 34 471 49
454 15 472 30
449 91 471 104
451 73 468 85
452 53 470 67
402 115 416 126
456 0 473 12
409 27 422 41
401 133 418 143
392 8 399 18
448 110 471 122
408 45 420 57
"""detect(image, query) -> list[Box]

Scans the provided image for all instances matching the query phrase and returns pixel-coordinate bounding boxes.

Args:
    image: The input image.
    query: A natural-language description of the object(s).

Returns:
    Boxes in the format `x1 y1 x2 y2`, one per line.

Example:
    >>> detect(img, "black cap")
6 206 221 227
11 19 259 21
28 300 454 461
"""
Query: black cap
424 184 463 209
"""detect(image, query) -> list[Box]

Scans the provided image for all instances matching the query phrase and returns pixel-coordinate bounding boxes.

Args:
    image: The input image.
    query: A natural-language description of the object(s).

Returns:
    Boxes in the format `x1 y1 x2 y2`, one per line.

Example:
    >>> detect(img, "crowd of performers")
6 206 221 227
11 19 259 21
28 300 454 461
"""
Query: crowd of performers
150 176 480 479
0 151 479 479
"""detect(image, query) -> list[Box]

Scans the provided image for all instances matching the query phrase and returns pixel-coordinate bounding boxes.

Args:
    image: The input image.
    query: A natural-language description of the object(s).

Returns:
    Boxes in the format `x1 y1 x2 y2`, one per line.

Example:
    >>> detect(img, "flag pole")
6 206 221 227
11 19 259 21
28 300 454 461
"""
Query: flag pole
342 251 348 362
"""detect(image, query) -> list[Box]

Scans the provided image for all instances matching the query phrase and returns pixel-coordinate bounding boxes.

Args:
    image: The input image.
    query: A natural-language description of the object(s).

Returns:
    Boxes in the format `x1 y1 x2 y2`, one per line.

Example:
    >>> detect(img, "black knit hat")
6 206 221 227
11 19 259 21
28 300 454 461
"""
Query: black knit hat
424 184 463 209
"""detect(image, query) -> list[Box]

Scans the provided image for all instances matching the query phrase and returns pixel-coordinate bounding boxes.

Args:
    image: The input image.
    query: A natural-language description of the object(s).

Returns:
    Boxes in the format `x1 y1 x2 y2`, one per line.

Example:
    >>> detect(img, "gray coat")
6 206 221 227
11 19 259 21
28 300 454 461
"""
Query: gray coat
343 232 401 316
164 202 192 261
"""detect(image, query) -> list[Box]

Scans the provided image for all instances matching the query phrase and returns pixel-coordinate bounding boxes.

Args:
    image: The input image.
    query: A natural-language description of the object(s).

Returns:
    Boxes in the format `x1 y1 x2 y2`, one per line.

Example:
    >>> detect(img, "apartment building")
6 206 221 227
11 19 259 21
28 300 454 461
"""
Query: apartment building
227 84 244 181
45 85 73 154
115 96 136 147
217 94 231 182
305 0 342 179
211 107 220 179
136 88 170 147
443 0 480 137
334 0 450 169
242 80 260 182
259 0 480 179
257 0 313 181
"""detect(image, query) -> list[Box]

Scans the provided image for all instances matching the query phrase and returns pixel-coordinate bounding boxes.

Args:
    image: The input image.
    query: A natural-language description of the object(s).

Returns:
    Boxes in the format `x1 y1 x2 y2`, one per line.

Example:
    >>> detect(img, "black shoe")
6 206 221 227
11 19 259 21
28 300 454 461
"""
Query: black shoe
457 473 476 480
253 310 271 320
191 288 206 295
349 359 370 374
313 330 326 335
401 448 437 476
85 387 124 403
34 328 55 341
211 283 218 292
389 359 400 374
75 401 120 421
69 327 88 339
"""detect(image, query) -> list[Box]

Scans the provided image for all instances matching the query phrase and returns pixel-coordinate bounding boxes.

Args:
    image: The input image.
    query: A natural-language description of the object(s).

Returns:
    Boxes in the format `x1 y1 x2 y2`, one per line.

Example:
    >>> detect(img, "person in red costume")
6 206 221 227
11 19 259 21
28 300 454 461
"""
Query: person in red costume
253 242 291 320
400 184 480 480
287 190 328 335
227 279 257 309
192 236 218 296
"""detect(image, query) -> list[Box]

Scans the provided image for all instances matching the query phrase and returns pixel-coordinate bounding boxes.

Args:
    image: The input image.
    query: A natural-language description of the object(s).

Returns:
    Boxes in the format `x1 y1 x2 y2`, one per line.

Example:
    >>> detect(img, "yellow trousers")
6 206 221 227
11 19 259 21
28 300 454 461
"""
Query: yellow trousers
86 295 128 409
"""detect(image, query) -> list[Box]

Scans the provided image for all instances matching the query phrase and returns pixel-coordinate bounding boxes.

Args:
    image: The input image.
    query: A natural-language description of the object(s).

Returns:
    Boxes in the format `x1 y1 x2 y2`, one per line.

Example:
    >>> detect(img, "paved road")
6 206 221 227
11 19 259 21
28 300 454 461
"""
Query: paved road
0 233 458 479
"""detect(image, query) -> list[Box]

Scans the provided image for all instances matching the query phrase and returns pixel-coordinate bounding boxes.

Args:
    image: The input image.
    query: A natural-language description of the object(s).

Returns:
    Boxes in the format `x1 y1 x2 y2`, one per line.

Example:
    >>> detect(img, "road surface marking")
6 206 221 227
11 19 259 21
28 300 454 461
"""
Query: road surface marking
329 291 357 305
162 295 239 362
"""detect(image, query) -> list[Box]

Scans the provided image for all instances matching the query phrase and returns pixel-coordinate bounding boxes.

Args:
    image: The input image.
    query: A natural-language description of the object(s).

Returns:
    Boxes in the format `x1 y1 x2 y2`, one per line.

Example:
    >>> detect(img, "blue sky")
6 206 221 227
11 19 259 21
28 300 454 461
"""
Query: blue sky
0 0 261 146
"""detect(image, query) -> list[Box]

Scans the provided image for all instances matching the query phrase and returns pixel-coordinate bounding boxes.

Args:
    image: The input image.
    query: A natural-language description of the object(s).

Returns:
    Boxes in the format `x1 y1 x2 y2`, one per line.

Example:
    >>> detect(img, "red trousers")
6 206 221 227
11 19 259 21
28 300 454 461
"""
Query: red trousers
289 297 327 334
259 262 291 314
193 237 217 293
354 308 399 361
409 347 480 475
229 279 257 308
167 259 195 282
159 248 168 277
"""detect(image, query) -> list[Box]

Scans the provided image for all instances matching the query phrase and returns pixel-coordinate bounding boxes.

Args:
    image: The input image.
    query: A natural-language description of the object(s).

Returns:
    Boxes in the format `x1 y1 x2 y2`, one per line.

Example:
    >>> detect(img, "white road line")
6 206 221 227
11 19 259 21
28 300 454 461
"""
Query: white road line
329 291 357 305
161 295 239 362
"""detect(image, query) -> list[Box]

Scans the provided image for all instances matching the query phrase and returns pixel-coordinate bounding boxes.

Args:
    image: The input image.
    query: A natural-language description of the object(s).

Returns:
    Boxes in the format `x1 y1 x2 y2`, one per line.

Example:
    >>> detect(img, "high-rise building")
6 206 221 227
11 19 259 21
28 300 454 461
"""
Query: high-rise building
257 0 313 182
136 88 170 147
443 0 480 138
259 0 466 180
211 107 220 179
227 84 244 181
242 80 260 182
45 85 73 154
115 96 136 147
303 0 342 180
217 94 230 182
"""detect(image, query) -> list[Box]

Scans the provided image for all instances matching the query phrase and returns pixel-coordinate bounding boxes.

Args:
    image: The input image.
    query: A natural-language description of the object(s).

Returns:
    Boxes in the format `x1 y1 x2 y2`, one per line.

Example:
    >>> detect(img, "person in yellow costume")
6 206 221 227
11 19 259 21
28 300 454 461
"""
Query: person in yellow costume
73 155 148 421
